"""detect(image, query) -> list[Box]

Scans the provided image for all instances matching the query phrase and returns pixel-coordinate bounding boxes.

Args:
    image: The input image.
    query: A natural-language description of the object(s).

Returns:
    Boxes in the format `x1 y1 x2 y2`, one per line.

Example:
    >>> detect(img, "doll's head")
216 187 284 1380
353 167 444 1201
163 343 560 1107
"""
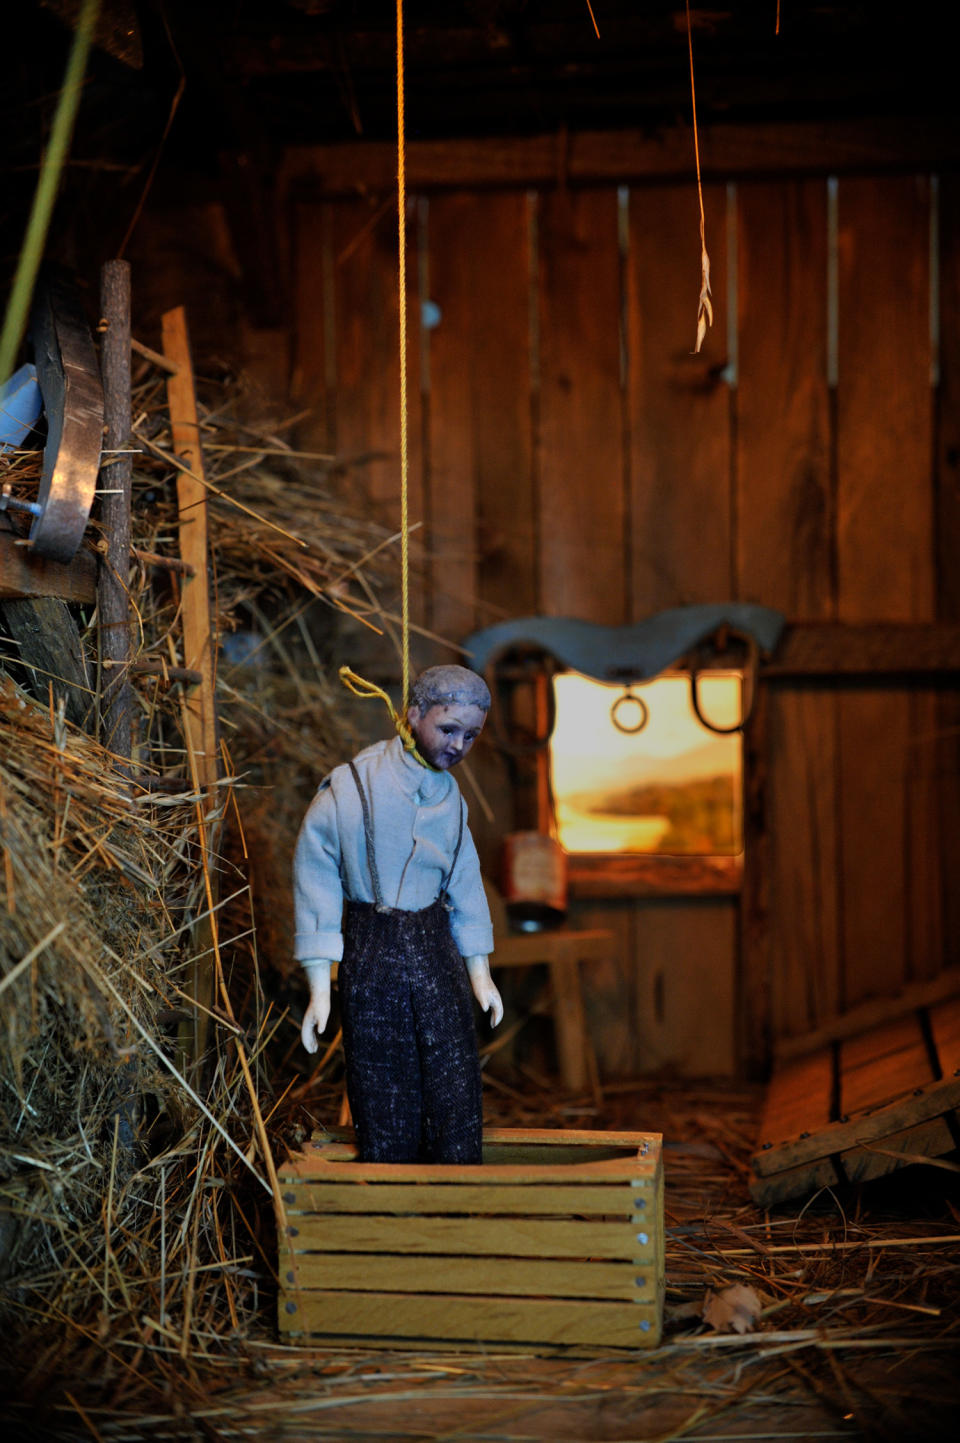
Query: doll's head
407 665 490 771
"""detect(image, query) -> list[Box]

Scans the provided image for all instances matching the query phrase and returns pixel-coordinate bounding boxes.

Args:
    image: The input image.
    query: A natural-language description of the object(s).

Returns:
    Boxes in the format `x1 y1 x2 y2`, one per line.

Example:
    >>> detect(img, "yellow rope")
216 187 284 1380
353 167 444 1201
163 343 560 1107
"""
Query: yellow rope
339 667 433 770
396 0 411 715
337 0 423 761
686 0 713 355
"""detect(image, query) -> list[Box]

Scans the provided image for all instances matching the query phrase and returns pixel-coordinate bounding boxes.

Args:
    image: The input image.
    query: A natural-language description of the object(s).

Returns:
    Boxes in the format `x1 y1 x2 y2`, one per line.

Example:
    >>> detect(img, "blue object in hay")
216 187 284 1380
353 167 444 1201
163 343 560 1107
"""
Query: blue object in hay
0 364 43 450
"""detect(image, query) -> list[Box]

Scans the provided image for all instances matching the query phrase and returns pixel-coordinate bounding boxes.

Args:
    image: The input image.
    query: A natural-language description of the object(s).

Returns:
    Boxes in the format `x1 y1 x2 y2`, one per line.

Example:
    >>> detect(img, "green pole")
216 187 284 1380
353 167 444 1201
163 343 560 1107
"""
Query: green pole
0 0 102 386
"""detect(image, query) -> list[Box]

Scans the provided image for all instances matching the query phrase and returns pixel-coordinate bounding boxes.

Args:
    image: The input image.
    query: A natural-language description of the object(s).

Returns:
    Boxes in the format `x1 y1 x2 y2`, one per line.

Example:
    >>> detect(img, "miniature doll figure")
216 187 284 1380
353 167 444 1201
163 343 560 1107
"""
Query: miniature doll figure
294 664 502 1164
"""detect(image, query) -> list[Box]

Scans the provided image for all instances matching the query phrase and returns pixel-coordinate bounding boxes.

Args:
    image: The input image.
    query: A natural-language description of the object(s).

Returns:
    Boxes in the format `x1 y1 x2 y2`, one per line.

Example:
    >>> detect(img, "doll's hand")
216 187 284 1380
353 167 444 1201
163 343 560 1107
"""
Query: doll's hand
301 959 332 1053
464 955 503 1027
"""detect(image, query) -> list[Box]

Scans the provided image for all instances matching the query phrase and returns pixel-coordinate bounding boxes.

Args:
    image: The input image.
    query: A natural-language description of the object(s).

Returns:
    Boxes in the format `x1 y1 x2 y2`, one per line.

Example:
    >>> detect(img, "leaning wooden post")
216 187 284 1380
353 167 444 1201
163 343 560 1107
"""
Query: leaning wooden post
161 305 220 1064
97 260 134 761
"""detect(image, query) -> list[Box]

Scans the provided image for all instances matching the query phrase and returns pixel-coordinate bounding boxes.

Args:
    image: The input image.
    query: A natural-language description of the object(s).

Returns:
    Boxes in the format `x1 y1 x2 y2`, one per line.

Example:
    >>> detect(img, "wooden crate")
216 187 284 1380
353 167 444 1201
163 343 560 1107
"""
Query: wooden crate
750 978 960 1207
278 1128 663 1351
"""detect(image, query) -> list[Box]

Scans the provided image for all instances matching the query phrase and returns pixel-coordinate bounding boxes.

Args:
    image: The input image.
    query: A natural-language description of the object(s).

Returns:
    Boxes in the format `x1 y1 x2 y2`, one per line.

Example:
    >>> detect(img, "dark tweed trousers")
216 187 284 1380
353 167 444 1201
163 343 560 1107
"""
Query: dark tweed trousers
339 898 483 1163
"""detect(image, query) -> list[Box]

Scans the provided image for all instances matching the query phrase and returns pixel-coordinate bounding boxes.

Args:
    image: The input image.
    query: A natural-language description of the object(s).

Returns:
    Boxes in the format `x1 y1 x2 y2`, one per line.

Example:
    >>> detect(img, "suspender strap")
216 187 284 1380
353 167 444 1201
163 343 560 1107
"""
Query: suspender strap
440 796 465 899
348 760 385 910
348 760 464 910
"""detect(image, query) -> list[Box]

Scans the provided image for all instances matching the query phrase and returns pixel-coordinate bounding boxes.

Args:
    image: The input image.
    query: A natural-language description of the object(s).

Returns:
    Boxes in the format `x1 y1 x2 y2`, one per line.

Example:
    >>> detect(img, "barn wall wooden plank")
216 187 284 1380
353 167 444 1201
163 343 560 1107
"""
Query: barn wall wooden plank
426 191 534 866
537 187 626 623
567 897 637 1079
624 183 738 1074
292 201 332 454
928 996 960 1078
330 197 425 630
627 182 731 613
737 180 833 616
629 899 737 1076
937 175 960 972
736 178 840 1047
425 192 537 628
836 175 934 1008
426 193 507 641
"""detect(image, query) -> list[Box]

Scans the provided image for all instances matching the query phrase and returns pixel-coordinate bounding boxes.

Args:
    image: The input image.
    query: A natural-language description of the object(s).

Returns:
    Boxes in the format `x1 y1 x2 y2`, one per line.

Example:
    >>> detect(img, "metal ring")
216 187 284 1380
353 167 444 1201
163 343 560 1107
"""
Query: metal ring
611 689 649 735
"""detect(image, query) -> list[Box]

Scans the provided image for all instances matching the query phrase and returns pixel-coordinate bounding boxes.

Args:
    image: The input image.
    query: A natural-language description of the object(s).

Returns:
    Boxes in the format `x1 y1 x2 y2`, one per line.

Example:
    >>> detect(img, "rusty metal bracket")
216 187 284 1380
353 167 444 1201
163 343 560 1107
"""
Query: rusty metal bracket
29 275 104 561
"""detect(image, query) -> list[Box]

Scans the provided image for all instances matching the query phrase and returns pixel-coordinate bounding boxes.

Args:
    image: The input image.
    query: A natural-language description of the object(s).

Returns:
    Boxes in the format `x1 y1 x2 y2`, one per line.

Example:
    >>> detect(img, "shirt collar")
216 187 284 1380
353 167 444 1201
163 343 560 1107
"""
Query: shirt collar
386 734 451 803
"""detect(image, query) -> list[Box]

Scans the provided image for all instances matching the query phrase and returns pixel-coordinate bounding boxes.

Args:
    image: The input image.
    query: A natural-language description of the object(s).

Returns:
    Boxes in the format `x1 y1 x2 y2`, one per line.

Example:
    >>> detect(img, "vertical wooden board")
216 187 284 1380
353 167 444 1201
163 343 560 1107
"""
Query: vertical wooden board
738 680 772 1077
906 687 944 982
928 995 960 1077
627 183 731 614
632 898 737 1075
836 177 933 623
567 897 636 1079
737 180 832 614
768 688 842 1036
837 689 914 1007
427 191 533 643
736 180 840 1046
538 188 626 623
937 176 960 968
292 202 331 454
836 176 933 1007
331 197 425 622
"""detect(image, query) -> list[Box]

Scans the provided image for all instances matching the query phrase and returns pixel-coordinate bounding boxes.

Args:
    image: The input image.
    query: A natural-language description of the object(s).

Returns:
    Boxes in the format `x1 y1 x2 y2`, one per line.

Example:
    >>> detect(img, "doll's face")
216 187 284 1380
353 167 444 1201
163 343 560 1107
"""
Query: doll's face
407 702 486 770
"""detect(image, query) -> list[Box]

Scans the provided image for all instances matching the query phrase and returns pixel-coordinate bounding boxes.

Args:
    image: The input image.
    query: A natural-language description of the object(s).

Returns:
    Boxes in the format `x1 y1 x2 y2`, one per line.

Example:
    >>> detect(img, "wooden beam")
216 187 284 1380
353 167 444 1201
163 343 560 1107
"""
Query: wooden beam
0 527 96 603
762 622 960 678
279 118 960 198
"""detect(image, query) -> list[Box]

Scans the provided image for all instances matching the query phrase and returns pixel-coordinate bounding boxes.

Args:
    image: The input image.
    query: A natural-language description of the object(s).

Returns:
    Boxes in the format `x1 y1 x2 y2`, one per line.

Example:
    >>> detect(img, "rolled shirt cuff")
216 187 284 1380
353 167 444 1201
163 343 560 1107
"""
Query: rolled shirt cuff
452 922 495 958
294 930 344 963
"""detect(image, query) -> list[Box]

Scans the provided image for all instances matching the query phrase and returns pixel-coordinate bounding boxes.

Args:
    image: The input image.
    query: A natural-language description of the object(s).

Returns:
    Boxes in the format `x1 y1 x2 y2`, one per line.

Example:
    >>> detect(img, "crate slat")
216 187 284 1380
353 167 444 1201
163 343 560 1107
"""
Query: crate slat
281 1181 642 1216
284 1212 650 1260
281 1290 660 1348
283 1157 657 1184
280 1251 653 1301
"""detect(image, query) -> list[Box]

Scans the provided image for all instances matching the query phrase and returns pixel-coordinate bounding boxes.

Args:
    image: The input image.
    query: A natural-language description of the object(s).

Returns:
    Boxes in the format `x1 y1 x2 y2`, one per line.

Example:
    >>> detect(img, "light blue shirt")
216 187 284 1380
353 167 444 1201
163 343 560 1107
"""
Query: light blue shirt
293 736 494 963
